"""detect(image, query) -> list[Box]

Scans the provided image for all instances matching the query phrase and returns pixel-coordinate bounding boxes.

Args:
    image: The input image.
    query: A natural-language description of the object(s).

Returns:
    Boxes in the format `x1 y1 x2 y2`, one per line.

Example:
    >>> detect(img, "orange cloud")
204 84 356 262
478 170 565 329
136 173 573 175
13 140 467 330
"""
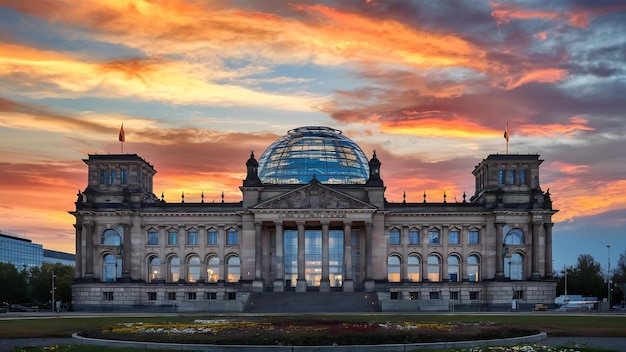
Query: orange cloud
516 117 594 138
549 179 626 223
499 68 569 90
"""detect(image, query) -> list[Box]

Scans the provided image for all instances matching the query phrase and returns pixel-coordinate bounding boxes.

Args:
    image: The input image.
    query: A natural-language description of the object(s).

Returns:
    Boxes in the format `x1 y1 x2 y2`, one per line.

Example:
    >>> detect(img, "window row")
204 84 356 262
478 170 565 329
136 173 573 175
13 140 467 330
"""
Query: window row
387 253 481 283
103 291 237 301
498 169 527 186
146 254 241 283
99 168 128 185
100 253 242 283
148 229 239 246
389 290 480 301
388 228 480 245
99 228 240 246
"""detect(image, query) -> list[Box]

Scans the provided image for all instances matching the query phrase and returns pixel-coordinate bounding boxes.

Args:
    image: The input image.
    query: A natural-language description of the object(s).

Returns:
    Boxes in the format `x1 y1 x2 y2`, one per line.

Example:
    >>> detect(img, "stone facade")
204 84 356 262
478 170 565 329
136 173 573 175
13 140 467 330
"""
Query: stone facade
71 145 557 312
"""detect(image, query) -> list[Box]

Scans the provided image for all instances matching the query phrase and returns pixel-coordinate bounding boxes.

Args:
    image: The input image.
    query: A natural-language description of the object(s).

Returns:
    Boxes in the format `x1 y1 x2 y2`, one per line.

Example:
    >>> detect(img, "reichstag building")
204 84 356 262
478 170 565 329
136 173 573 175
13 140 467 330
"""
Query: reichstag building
71 126 557 312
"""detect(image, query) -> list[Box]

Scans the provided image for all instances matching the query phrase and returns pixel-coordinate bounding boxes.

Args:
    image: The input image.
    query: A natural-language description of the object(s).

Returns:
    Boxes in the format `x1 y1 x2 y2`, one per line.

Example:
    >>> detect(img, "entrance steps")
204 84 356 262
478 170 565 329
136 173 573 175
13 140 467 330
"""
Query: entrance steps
244 292 380 313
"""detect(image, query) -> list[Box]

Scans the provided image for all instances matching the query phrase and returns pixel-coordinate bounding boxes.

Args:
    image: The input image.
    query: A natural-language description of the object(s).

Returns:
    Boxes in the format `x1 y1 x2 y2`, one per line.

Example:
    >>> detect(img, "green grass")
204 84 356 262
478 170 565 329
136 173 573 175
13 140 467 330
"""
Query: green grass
1 314 625 339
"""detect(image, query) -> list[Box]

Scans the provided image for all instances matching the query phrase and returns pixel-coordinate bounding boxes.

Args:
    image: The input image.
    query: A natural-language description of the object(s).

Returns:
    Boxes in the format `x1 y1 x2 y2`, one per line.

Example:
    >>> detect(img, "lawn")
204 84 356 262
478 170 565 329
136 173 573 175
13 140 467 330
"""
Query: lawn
3 314 625 339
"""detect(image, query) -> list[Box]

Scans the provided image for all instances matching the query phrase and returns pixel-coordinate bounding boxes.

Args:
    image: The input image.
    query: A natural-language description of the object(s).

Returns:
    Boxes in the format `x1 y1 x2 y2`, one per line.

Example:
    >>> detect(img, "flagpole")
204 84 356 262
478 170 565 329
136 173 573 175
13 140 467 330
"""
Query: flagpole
119 123 125 154
503 121 509 155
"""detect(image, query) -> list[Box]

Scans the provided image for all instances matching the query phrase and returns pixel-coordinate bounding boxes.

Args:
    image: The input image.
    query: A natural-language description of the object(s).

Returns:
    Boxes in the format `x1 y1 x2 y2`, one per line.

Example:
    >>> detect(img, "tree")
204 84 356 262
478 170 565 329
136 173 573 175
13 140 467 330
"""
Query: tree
567 254 605 299
0 262 28 304
28 263 74 306
611 249 626 306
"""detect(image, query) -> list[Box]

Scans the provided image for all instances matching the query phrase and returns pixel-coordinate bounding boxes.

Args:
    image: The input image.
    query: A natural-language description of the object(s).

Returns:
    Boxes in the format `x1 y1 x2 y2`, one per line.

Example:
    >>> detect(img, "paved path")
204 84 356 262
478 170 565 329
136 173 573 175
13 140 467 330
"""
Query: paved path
2 336 626 352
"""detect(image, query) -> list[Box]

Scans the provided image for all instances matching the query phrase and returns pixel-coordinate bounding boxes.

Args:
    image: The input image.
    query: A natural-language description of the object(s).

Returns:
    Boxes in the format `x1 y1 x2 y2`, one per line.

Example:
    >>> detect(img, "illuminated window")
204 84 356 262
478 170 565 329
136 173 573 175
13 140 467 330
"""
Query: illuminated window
206 256 220 283
226 255 240 282
387 255 401 282
407 254 420 282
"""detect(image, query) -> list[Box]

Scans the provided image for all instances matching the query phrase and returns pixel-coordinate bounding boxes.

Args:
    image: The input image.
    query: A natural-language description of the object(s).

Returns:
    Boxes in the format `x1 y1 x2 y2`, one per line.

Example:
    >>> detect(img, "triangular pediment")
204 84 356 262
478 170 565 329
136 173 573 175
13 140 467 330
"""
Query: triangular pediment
253 182 376 210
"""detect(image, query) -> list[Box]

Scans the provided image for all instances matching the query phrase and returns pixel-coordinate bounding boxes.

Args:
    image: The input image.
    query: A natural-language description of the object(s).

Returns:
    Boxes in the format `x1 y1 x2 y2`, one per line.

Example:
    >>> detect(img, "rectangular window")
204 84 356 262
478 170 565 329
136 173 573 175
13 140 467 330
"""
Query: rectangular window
120 169 127 184
513 290 524 300
519 169 526 185
389 229 400 245
187 292 197 300
468 231 479 244
508 170 515 185
429 292 440 300
147 292 157 301
498 170 505 184
227 292 236 300
207 230 218 245
449 231 459 244
148 231 159 245
100 170 108 185
188 231 198 245
470 291 479 300
390 292 399 300
167 292 176 301
227 230 238 245
103 292 114 301
409 230 419 245
168 231 178 245
110 170 117 185
207 292 217 300
409 292 419 300
450 291 459 300
428 230 440 244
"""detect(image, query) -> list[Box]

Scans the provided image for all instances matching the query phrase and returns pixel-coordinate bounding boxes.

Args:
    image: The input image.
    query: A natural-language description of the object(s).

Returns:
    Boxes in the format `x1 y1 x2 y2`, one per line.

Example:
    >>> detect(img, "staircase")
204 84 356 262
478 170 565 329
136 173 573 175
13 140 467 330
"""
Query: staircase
244 292 380 313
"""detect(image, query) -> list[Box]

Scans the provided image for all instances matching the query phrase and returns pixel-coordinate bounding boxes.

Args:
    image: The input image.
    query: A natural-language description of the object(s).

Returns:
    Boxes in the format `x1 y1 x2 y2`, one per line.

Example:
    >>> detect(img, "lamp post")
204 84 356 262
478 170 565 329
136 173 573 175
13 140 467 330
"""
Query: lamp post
607 245 611 310
51 270 56 312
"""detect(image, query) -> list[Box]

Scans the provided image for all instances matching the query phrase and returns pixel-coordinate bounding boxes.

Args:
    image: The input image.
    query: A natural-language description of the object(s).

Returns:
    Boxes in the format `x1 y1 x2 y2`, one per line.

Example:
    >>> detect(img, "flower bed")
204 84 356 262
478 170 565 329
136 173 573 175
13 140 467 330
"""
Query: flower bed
80 319 539 346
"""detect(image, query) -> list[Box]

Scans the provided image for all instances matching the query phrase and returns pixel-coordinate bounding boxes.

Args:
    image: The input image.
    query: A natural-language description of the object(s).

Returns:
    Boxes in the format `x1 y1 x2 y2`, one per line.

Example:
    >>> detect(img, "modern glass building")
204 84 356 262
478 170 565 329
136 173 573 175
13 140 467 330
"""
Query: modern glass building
71 126 558 312
0 230 43 271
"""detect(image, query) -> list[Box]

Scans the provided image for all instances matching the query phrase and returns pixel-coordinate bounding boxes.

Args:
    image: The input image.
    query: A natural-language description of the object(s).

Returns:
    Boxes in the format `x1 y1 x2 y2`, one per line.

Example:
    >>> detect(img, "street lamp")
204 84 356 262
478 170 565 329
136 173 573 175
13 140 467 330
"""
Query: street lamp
51 270 56 312
607 245 611 310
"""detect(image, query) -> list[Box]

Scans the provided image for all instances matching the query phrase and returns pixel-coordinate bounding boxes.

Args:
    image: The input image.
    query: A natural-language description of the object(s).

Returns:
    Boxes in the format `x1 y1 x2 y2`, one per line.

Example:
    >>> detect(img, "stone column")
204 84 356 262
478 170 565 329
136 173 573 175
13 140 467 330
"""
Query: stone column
320 221 330 292
121 223 132 281
421 225 429 281
544 223 554 278
495 223 504 280
84 222 94 279
74 222 82 279
178 225 186 283
531 222 541 280
218 225 225 282
343 221 354 292
364 222 373 281
273 221 284 292
253 222 263 291
296 221 307 292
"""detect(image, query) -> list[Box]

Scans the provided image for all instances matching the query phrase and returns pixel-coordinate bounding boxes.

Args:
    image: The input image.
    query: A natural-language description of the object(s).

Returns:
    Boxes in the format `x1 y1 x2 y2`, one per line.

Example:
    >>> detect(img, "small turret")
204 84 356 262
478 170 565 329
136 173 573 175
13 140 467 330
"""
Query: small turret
243 151 262 187
365 150 383 187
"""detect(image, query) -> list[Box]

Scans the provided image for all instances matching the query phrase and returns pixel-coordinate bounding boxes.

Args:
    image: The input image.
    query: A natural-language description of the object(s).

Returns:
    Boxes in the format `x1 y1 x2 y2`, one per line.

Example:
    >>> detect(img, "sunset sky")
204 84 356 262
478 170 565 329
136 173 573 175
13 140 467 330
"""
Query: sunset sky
1 0 625 273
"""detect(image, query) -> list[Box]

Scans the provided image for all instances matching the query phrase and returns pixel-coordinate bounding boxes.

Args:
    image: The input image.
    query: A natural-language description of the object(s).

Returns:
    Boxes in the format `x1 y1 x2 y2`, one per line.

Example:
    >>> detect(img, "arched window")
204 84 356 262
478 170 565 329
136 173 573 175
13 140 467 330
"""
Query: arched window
387 255 401 282
505 253 524 280
147 256 161 282
206 256 220 283
168 256 180 282
226 255 240 282
504 228 525 245
427 255 441 282
407 254 420 282
448 255 460 282
467 254 480 282
187 255 201 282
102 254 121 282
101 229 121 245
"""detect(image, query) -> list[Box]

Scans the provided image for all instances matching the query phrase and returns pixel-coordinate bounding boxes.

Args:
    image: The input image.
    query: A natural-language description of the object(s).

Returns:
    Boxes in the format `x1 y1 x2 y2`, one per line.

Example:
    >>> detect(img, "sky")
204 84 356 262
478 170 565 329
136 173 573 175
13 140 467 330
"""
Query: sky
0 0 625 275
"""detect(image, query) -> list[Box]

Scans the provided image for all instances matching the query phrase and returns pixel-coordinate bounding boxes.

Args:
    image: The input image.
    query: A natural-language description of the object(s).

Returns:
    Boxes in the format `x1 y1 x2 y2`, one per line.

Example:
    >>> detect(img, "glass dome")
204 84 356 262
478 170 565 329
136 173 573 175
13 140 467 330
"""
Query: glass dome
258 126 370 184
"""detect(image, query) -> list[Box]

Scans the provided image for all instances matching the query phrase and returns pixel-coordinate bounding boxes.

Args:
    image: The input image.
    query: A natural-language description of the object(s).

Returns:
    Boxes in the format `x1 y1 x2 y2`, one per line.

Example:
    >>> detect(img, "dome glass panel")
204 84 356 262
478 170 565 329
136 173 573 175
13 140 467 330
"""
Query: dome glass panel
258 126 369 184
